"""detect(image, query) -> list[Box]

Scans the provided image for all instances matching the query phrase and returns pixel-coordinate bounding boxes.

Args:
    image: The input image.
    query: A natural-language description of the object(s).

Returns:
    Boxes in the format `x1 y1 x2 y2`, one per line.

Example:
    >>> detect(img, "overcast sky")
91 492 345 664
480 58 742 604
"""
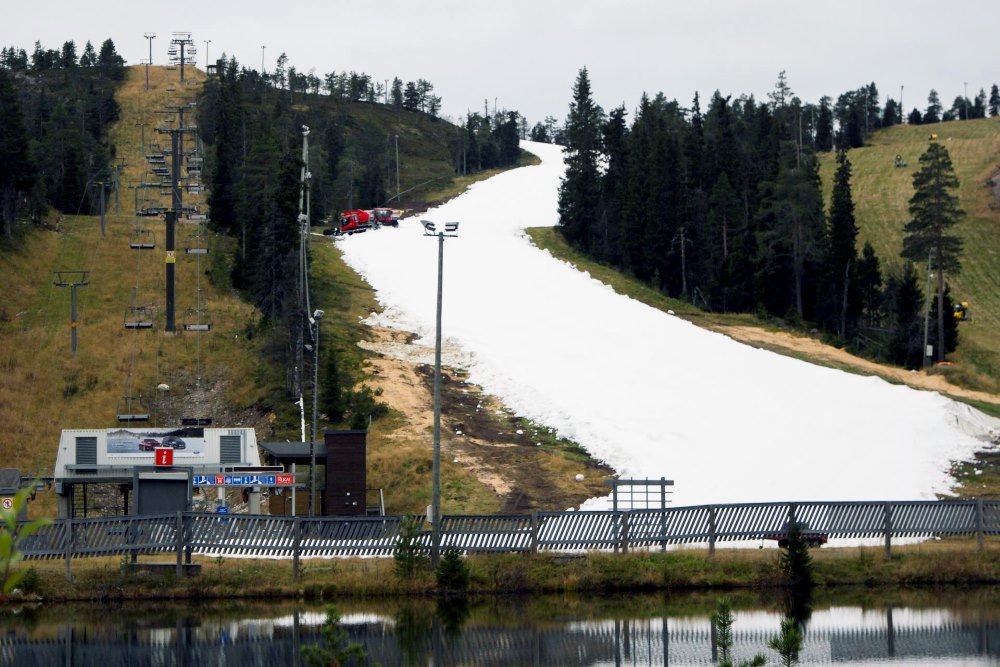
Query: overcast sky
4 1 999 126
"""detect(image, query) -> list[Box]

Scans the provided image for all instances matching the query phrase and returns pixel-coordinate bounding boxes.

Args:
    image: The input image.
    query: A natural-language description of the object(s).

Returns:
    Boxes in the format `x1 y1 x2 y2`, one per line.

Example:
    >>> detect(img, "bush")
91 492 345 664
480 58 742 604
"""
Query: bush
435 548 470 592
393 516 429 578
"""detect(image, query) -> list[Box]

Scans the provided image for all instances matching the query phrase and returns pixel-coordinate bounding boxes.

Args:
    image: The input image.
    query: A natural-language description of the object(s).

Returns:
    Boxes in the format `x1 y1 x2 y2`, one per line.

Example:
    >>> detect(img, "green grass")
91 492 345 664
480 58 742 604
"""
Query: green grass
819 118 1000 392
16 541 1000 602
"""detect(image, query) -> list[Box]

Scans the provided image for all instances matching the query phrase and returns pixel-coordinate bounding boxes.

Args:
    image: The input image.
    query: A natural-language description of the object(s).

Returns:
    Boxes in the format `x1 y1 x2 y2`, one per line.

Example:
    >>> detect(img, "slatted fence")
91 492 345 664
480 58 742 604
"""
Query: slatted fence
18 500 1000 572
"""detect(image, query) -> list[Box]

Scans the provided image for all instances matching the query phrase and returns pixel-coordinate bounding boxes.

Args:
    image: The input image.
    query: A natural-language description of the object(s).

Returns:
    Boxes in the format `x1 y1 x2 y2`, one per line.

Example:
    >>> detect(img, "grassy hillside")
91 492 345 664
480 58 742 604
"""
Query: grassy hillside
819 118 1000 392
0 64 499 516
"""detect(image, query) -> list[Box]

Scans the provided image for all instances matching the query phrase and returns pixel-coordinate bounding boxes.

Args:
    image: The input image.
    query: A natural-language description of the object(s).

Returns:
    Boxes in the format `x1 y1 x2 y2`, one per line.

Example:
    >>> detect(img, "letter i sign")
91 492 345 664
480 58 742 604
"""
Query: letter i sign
155 447 174 466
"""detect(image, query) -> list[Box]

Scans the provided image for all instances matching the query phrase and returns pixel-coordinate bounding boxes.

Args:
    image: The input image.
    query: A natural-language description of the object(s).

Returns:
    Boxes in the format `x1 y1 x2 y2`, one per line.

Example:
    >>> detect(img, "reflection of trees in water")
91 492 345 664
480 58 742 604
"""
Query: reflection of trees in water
437 596 470 638
395 603 432 665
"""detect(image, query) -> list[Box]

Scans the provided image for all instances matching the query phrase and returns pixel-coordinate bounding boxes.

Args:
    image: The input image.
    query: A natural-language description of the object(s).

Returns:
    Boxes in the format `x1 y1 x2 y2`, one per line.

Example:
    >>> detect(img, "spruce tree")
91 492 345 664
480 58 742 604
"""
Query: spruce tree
924 89 942 124
557 67 604 253
824 150 859 338
989 84 1000 117
902 142 964 362
856 242 883 328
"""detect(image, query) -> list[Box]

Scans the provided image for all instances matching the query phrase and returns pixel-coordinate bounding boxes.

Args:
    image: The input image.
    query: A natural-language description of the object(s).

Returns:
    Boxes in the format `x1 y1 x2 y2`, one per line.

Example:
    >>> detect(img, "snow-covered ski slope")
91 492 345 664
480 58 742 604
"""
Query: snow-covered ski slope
338 140 999 509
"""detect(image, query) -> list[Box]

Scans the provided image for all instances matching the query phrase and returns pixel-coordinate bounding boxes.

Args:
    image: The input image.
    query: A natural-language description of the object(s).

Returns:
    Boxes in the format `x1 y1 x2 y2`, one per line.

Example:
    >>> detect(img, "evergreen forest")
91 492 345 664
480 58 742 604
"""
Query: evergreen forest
554 69 992 368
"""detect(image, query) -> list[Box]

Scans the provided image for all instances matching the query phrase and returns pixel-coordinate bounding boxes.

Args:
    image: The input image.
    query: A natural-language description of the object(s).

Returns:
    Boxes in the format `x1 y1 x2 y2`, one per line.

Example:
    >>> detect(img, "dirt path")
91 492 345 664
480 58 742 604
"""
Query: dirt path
714 325 1000 406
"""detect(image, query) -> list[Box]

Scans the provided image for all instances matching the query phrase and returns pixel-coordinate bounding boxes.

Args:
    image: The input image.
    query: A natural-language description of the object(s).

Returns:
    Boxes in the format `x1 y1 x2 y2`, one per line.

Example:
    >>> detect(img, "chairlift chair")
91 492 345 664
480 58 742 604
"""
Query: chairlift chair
123 305 154 329
116 395 151 422
182 308 212 332
128 228 155 250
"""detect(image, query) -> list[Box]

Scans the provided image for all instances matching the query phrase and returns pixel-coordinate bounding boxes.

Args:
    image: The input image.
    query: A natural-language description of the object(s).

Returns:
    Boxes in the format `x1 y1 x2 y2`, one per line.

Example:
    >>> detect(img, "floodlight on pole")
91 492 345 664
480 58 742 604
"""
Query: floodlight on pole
144 33 156 64
422 220 459 567
204 39 211 69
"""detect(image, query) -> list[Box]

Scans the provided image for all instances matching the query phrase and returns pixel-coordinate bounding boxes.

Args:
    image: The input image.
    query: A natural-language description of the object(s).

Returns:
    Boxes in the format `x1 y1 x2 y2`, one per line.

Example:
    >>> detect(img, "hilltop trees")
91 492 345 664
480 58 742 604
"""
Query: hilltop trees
902 141 964 363
0 38 122 236
0 69 34 240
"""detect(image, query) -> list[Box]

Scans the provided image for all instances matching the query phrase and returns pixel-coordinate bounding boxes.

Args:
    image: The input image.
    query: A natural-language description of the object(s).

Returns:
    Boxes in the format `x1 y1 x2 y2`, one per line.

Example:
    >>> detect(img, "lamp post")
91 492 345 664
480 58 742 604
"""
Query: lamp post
309 309 324 517
422 220 459 567
204 39 211 70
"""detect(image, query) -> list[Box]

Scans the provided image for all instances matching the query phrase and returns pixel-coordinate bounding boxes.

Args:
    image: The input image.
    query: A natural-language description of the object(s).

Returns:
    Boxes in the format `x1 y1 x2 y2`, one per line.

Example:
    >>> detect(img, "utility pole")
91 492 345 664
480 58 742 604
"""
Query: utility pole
922 249 933 368
135 121 146 155
203 39 211 70
53 271 89 355
394 134 400 201
261 45 266 75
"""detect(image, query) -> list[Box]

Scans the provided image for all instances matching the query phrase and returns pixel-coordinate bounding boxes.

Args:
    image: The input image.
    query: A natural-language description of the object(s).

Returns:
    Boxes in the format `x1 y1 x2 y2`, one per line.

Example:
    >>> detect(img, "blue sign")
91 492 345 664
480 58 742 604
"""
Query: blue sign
216 506 229 514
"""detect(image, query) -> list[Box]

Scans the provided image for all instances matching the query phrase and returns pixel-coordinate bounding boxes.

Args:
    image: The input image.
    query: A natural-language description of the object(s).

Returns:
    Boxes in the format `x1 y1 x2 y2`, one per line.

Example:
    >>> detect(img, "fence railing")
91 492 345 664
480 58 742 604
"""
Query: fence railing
19 500 1000 574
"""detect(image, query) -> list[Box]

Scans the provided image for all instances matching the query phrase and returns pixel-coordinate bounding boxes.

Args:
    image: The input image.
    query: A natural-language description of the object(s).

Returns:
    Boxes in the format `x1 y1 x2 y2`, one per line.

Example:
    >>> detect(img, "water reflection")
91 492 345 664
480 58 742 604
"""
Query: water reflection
1 590 998 666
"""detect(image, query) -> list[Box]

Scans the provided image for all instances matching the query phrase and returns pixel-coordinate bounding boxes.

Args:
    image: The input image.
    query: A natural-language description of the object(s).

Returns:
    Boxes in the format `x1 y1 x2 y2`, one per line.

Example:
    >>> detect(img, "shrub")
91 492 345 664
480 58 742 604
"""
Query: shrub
393 516 429 578
435 548 470 592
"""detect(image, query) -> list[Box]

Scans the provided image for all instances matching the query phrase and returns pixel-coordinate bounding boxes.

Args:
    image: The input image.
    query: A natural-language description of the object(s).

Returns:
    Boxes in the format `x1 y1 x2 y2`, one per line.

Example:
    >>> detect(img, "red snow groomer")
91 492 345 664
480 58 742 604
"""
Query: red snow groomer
338 209 372 235
372 207 398 227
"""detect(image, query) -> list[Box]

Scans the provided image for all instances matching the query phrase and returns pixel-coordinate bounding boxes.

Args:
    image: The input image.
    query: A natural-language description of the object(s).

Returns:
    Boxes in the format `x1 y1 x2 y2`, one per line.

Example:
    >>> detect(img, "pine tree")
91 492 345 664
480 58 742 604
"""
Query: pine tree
756 142 825 320
885 263 925 368
924 89 942 124
823 150 859 338
856 242 882 328
989 84 1000 117
902 142 964 362
557 67 604 252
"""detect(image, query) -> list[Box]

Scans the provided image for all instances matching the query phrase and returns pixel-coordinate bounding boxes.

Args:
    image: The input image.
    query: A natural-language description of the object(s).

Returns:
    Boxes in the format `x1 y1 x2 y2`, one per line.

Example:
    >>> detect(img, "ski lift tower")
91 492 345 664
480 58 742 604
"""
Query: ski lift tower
155 102 197 332
168 33 196 83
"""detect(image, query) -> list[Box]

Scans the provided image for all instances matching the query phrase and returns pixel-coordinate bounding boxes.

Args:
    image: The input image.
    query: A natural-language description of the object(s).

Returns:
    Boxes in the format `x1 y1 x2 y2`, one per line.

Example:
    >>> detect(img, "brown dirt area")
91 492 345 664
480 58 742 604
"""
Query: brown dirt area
361 326 615 512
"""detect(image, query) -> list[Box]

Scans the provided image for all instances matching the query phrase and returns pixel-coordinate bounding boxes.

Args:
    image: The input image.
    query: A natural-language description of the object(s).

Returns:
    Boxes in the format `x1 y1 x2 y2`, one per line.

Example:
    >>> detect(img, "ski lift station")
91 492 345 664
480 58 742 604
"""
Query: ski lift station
51 427 272 519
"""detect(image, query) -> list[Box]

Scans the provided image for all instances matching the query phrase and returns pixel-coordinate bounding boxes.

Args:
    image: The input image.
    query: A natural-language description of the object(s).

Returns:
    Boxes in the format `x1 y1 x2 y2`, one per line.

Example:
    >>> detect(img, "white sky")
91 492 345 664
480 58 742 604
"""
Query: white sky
4 0 999 125
338 141 1000 510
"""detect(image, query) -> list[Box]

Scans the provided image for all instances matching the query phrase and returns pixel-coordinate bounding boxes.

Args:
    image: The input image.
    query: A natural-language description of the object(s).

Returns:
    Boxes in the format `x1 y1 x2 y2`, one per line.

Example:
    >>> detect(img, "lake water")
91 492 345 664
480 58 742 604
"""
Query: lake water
1 589 998 665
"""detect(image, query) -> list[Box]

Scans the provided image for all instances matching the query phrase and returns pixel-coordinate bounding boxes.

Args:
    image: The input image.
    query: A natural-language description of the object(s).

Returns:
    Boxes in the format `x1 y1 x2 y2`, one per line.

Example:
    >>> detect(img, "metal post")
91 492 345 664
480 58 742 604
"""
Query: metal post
976 498 984 550
922 249 933 368
394 134 400 201
144 33 155 91
431 230 444 567
70 284 79 354
175 511 184 575
165 129 180 332
203 39 211 70
64 516 72 580
98 183 106 238
310 316 320 517
883 502 893 560
530 511 539 553
54 271 88 354
708 506 717 556
293 516 301 580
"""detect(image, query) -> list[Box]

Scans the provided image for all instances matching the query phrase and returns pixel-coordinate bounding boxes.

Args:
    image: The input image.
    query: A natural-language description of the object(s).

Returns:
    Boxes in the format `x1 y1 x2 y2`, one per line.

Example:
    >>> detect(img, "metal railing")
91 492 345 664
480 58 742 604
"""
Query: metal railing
18 500 1000 576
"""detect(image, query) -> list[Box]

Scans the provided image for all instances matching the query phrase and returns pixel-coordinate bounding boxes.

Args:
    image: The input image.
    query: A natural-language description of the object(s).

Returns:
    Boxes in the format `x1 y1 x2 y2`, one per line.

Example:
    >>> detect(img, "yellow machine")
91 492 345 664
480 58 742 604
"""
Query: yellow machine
953 301 970 322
